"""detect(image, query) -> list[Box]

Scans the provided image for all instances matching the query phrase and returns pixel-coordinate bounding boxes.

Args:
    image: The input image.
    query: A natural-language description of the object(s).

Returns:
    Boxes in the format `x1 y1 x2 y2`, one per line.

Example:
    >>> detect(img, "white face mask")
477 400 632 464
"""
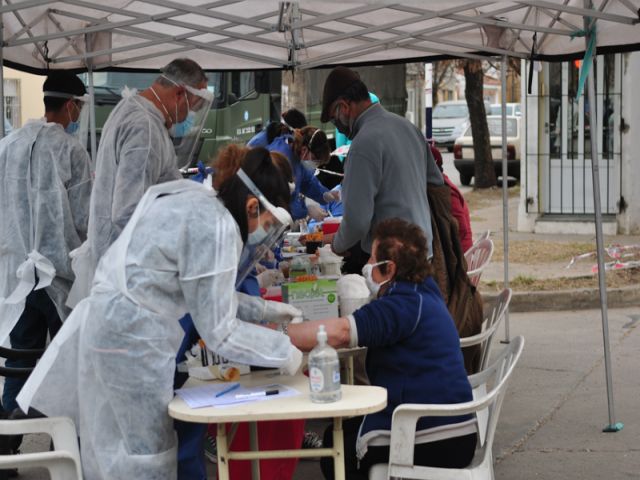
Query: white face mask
361 261 391 297
247 204 268 246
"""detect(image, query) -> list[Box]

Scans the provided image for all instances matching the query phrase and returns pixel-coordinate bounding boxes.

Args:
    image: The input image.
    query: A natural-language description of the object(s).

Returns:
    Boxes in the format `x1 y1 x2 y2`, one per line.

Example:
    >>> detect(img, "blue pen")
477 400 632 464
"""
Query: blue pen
215 383 240 398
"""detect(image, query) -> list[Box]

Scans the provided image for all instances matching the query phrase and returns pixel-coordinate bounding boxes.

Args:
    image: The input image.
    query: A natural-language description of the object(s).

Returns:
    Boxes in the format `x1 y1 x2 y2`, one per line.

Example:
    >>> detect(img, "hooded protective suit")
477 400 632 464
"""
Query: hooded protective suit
17 179 301 479
67 89 181 306
0 119 91 345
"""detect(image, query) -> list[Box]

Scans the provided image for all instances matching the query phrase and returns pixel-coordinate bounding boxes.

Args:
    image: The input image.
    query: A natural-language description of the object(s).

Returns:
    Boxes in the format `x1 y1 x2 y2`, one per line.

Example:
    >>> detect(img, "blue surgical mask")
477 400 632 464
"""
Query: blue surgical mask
169 110 195 138
65 120 79 135
248 224 268 246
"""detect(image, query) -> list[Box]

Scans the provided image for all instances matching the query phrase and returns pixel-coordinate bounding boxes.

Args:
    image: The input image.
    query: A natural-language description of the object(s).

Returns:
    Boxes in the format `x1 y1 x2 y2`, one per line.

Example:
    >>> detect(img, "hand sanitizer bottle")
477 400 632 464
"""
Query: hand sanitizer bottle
308 325 341 403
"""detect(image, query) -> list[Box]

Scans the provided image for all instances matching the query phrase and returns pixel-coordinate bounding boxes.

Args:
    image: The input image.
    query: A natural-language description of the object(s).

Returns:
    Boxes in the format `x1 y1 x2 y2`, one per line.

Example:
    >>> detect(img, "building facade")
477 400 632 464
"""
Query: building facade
2 67 45 131
518 52 640 235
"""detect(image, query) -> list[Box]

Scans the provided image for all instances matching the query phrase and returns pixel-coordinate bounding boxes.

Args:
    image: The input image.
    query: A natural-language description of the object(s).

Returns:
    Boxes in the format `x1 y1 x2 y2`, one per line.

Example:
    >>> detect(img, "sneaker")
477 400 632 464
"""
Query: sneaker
301 431 323 449
203 433 217 464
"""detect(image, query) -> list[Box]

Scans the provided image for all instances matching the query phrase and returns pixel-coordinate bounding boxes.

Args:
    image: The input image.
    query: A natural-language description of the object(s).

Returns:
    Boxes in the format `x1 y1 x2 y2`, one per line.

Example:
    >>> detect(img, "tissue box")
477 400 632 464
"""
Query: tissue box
282 279 339 320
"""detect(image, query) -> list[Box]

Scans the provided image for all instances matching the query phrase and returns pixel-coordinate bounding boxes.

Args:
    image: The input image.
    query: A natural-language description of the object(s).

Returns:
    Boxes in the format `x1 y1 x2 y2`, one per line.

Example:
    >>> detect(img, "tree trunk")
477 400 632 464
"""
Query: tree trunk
463 60 496 188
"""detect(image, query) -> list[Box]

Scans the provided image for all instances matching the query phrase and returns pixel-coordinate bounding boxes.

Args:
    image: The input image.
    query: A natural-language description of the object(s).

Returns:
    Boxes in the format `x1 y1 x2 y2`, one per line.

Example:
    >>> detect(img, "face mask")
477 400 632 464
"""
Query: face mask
332 104 353 139
362 261 390 297
169 110 195 138
65 102 80 135
288 182 296 194
247 204 268 246
302 159 318 171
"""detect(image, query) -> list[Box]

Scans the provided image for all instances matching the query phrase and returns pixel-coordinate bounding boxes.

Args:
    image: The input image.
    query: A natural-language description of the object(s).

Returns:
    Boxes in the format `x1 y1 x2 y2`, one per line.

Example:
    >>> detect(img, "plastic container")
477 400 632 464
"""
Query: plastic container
308 325 341 403
321 218 341 235
339 297 370 317
320 260 342 277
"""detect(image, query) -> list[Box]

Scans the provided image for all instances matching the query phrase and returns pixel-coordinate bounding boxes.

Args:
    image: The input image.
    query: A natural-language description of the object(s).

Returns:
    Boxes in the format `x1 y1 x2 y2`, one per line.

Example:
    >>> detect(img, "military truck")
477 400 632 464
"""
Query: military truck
85 70 282 166
84 64 407 166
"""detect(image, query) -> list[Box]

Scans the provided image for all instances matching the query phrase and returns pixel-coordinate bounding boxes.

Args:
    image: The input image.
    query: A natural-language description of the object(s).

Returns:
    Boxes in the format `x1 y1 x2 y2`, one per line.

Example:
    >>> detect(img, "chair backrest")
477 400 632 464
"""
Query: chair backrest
0 417 82 480
460 288 512 372
465 238 494 288
384 336 525 480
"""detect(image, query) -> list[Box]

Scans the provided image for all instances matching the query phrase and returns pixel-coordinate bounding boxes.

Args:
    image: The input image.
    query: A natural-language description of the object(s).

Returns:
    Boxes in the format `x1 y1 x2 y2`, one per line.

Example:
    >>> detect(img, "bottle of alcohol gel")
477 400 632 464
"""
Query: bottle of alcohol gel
308 325 341 403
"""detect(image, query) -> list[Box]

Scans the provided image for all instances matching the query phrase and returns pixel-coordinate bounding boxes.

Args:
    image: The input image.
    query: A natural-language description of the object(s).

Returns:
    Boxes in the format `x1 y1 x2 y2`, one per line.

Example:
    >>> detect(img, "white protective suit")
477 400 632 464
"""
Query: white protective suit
18 180 301 479
0 119 92 345
68 89 181 306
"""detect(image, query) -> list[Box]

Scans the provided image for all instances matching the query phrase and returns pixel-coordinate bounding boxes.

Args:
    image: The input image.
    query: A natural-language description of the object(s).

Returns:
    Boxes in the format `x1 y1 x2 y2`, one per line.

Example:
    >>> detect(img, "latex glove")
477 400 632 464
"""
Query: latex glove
282 346 304 376
263 300 303 324
307 204 329 222
257 269 285 288
323 190 341 203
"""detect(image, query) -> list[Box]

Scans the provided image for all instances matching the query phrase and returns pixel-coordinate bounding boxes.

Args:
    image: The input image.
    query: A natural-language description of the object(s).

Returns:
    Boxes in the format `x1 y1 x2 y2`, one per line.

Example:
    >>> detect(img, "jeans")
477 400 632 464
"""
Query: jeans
1 289 61 414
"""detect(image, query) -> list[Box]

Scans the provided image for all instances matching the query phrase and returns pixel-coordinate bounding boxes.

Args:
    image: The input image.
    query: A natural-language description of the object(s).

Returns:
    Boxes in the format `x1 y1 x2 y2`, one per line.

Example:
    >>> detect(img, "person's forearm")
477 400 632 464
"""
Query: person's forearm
288 318 350 352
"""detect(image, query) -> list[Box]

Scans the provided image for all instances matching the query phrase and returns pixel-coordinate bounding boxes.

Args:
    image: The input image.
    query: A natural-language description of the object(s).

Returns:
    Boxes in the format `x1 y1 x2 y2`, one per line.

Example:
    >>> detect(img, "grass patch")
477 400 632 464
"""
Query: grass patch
481 267 640 292
491 240 596 264
464 185 519 211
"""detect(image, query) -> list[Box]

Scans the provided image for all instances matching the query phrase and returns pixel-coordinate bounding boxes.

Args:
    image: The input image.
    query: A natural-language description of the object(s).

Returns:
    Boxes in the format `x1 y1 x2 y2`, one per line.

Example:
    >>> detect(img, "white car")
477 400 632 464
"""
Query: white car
453 115 521 186
488 103 521 116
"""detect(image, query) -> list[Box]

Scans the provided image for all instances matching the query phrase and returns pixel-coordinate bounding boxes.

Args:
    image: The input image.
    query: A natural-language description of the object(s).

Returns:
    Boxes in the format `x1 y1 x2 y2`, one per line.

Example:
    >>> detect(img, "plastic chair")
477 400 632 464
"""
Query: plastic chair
465 238 494 288
460 288 512 373
369 336 525 480
0 345 44 378
0 417 83 480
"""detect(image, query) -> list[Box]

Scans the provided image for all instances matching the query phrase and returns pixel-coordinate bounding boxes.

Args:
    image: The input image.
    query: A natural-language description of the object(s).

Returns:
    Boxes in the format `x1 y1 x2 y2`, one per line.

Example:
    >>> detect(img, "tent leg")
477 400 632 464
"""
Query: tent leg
500 54 510 343
87 64 97 169
584 16 622 433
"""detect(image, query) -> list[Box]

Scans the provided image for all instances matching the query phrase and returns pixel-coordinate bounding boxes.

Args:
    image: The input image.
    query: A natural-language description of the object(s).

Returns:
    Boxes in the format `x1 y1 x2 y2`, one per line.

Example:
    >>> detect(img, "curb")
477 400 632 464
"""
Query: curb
482 285 640 313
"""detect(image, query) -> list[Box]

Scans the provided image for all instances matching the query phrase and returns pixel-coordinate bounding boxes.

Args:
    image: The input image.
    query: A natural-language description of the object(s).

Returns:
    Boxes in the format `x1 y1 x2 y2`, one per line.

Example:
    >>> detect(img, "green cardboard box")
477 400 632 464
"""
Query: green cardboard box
282 279 339 320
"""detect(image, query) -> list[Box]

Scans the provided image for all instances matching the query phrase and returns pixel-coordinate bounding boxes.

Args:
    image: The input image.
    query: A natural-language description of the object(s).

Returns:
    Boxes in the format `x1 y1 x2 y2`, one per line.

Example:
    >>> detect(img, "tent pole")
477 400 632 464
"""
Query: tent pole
583 12 622 432
0 0 5 139
87 63 97 170
501 54 510 342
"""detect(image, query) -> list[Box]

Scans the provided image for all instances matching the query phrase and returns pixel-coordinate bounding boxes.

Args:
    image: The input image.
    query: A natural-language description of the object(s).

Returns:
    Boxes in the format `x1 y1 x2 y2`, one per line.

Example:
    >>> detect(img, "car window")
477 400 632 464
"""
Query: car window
433 103 468 118
487 118 517 136
490 104 516 116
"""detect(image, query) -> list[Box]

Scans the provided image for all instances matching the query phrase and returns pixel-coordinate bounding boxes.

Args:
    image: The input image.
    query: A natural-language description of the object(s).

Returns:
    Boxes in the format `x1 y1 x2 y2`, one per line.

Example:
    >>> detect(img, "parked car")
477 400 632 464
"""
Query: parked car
431 100 471 152
453 115 521 186
488 103 521 116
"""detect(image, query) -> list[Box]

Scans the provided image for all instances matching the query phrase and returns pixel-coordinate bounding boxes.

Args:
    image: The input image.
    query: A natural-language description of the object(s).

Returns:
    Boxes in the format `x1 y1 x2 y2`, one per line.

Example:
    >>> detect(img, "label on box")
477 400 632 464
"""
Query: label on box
282 279 339 320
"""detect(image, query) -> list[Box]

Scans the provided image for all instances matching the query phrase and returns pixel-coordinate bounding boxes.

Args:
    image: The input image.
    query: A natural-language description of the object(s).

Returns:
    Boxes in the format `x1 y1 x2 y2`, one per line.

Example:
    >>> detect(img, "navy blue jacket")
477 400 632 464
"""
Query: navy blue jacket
353 277 473 436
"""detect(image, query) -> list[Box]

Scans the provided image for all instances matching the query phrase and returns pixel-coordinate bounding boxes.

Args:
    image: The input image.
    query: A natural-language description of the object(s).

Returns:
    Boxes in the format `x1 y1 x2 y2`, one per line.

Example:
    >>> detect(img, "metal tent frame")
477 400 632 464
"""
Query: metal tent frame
2 0 638 432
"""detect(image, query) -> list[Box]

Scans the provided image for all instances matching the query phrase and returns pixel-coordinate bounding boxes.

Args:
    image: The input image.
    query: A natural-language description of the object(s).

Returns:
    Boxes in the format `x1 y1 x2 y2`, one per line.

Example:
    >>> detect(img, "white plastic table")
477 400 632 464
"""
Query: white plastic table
169 370 387 480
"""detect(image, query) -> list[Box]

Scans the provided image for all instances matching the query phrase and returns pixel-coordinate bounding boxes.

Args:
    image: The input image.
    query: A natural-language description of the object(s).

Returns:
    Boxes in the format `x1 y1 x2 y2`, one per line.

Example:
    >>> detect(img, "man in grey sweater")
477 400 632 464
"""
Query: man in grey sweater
320 67 441 270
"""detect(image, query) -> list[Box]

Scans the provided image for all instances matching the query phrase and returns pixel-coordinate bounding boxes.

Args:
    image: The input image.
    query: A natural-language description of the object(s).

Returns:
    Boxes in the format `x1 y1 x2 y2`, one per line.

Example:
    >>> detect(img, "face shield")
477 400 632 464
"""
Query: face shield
160 76 213 169
235 168 293 287
43 91 90 147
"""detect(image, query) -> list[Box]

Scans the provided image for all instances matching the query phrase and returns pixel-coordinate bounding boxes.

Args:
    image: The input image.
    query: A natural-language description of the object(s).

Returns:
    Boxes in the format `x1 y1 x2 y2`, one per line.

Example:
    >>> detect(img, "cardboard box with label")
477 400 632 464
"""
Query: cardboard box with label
282 279 339 320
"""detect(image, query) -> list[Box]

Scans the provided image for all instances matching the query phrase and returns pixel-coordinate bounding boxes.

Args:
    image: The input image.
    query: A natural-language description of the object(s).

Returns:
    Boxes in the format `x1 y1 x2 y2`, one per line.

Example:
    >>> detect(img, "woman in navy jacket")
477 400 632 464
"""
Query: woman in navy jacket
288 218 477 479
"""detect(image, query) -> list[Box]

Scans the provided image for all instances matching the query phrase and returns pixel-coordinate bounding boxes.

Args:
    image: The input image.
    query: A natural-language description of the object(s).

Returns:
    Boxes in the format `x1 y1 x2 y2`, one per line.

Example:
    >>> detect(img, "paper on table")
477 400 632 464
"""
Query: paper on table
175 383 300 409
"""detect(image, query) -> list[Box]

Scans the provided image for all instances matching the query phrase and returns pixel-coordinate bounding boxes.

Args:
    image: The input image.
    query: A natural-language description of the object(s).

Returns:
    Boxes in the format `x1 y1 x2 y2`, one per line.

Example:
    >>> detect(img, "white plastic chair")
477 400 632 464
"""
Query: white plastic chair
460 288 512 373
0 417 82 480
369 336 525 480
465 238 494 288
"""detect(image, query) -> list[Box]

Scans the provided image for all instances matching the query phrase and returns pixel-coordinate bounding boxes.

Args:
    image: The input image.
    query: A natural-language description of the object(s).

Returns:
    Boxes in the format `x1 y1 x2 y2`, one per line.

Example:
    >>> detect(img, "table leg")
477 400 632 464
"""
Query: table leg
217 423 230 480
332 417 345 480
249 421 261 480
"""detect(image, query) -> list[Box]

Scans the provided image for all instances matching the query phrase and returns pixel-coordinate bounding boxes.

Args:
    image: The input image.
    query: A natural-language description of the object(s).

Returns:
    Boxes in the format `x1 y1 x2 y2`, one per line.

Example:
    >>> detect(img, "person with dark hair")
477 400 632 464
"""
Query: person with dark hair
282 108 308 129
287 218 476 479
247 107 308 149
0 70 92 424
17 146 304 480
320 66 436 274
67 58 213 306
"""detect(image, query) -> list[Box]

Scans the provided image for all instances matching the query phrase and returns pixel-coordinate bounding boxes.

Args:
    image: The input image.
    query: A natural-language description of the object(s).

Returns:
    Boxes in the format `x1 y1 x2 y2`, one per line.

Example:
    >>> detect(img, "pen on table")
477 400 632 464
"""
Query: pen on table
215 383 240 398
235 389 279 400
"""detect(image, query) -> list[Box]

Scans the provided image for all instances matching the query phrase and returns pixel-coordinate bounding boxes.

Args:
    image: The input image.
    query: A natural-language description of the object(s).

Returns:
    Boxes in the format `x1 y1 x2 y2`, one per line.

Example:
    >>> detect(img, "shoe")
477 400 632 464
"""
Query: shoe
301 431 323 449
203 433 217 464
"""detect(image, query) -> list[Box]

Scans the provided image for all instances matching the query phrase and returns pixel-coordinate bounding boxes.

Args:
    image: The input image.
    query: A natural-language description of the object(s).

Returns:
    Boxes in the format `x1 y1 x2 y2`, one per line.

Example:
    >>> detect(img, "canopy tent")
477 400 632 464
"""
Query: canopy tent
0 0 639 72
1 0 638 432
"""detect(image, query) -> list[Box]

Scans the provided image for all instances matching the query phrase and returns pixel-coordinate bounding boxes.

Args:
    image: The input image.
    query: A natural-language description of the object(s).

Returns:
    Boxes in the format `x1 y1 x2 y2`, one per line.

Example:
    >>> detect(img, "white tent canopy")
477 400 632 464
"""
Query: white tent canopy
0 0 639 72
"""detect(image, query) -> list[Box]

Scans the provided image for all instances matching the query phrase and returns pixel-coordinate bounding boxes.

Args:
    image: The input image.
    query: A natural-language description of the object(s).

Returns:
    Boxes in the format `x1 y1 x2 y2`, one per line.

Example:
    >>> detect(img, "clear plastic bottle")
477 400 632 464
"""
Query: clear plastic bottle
308 325 341 403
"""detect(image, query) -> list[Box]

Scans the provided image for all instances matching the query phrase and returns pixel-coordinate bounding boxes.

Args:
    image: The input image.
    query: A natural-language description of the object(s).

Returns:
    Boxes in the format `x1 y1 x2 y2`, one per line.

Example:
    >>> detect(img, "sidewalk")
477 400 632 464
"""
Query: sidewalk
289 307 640 480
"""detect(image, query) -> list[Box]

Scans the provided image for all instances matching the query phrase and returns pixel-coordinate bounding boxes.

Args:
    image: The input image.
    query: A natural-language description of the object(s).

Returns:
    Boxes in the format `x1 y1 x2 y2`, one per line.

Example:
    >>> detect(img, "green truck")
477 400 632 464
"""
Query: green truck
84 64 407 166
